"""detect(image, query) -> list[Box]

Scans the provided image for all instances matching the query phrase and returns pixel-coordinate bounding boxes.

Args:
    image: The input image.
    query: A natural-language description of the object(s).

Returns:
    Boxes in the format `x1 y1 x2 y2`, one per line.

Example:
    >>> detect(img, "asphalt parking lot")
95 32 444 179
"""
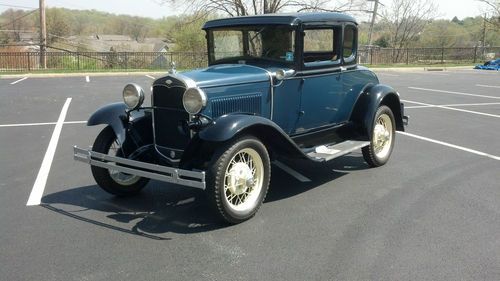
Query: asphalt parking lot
1 68 499 281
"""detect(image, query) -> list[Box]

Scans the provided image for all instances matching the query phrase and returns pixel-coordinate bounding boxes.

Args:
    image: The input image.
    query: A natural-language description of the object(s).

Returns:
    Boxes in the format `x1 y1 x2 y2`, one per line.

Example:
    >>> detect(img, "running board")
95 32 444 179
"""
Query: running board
306 140 370 162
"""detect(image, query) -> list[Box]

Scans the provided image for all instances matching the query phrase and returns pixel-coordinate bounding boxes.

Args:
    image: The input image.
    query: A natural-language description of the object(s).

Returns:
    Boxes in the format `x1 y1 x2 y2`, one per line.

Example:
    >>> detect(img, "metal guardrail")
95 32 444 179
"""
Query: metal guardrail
0 47 499 72
73 146 206 189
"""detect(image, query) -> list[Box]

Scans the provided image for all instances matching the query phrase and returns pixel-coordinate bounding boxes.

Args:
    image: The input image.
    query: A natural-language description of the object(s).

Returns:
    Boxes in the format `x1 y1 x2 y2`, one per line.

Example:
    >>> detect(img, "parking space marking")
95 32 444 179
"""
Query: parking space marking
408 87 500 100
402 99 500 118
476 84 500 89
27 98 72 206
86 76 90 82
273 161 311 182
10 77 28 85
456 70 499 75
377 73 400 77
145 75 155 80
399 132 500 161
405 102 500 109
425 73 449 76
0 120 86 128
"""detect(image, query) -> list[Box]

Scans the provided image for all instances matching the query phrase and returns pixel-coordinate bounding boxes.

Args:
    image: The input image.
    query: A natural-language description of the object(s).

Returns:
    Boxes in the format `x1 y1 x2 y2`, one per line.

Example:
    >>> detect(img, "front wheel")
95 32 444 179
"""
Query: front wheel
207 137 271 224
90 126 149 196
362 105 396 167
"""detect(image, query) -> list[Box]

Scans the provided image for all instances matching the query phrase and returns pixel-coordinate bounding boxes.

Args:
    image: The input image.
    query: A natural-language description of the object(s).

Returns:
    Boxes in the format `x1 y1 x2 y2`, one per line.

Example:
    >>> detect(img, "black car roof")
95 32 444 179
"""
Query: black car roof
202 12 357 29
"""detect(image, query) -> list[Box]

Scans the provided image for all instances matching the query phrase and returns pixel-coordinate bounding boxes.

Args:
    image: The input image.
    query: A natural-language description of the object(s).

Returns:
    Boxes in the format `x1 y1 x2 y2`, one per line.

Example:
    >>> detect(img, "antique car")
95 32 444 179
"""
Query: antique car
74 12 408 224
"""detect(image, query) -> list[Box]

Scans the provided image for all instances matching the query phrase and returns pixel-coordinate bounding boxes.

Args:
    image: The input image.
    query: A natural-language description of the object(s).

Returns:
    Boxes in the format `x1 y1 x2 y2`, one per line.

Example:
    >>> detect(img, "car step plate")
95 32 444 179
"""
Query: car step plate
306 140 370 162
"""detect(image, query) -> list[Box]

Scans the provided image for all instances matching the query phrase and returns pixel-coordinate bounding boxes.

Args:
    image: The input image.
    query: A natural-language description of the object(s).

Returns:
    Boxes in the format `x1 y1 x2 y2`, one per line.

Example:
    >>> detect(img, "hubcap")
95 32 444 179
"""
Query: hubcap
108 140 141 186
224 148 264 212
373 113 393 159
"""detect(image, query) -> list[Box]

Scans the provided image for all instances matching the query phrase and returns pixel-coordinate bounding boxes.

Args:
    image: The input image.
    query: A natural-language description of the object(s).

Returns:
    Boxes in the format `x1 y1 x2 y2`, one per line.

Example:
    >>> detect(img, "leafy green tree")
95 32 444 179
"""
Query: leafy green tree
171 15 208 53
417 20 467 47
47 8 71 44
373 35 390 47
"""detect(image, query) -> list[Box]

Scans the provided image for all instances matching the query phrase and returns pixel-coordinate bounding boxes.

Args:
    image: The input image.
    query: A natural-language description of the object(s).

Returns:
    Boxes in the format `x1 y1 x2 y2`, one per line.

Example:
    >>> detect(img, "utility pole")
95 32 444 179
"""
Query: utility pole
481 13 487 56
367 0 379 46
39 0 47 69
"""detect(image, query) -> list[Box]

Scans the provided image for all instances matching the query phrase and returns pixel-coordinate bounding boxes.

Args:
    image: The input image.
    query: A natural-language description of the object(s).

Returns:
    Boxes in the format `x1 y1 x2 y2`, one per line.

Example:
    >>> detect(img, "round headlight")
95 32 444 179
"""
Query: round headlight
122 83 145 110
182 87 207 114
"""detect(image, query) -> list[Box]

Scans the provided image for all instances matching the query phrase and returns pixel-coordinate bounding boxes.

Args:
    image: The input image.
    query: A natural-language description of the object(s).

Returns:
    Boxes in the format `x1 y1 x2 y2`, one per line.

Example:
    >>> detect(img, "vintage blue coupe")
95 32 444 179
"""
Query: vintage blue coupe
74 12 408 223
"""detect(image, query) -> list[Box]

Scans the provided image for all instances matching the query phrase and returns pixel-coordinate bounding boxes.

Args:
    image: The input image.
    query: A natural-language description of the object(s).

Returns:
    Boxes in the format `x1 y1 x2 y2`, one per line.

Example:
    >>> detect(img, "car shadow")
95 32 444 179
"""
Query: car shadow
267 153 369 202
41 153 369 239
41 184 220 240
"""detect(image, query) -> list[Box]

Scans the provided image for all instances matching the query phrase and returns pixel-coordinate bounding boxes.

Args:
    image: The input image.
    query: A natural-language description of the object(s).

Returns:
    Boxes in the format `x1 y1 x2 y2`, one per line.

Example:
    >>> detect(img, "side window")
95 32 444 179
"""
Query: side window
343 25 356 62
303 28 340 67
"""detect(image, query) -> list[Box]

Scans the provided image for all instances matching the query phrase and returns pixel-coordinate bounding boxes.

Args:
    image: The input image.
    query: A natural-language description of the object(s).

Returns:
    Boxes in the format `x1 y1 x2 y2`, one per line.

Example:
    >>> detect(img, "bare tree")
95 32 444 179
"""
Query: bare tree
477 0 499 27
159 0 369 17
381 0 437 62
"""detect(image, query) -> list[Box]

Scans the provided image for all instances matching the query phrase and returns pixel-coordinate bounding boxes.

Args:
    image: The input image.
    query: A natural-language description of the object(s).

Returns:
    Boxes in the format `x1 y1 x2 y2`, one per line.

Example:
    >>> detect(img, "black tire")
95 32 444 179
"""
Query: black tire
362 105 396 167
90 126 149 196
207 136 271 224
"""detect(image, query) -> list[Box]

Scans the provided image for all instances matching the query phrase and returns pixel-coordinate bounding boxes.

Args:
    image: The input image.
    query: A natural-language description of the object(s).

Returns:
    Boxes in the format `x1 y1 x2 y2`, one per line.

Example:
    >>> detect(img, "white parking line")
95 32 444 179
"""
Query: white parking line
0 120 86 128
425 73 449 76
405 102 500 109
145 75 155 80
10 77 28 85
476 84 500 89
377 73 400 77
27 98 72 206
408 87 500 100
399 132 500 161
273 161 311 182
402 99 500 118
86 76 90 82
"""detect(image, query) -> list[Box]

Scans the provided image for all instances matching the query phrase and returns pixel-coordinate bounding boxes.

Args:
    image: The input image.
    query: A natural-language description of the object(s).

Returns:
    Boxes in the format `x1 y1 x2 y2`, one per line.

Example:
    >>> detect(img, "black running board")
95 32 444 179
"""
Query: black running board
305 140 370 162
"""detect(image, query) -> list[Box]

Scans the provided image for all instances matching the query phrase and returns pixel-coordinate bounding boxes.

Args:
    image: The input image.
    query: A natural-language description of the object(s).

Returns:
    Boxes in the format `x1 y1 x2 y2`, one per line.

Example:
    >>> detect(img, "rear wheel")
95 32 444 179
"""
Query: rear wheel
207 137 271 224
362 105 396 167
90 126 149 196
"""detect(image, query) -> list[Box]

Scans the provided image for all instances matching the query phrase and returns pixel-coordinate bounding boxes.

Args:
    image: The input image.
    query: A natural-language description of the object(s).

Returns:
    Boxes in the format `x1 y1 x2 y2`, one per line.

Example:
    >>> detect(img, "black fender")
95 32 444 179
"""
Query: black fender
87 102 149 145
350 84 405 139
197 114 308 160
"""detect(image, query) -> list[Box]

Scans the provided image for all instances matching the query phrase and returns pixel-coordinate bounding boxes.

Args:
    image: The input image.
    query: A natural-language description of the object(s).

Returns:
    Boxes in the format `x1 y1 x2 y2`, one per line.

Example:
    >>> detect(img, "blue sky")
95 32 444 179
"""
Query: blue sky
0 0 487 20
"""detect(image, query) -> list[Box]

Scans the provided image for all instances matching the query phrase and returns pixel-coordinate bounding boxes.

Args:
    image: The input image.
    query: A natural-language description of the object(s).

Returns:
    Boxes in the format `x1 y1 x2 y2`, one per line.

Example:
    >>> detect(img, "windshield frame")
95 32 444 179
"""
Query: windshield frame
206 25 299 68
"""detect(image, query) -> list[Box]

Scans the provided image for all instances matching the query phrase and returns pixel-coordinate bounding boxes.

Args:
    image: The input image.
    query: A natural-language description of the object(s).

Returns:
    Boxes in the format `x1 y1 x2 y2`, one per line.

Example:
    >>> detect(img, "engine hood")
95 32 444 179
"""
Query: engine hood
179 64 271 88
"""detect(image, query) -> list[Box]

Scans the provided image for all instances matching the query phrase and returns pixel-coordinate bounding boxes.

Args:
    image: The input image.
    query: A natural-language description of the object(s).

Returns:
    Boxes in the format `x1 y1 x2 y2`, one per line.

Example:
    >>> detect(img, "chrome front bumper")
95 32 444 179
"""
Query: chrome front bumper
73 146 206 189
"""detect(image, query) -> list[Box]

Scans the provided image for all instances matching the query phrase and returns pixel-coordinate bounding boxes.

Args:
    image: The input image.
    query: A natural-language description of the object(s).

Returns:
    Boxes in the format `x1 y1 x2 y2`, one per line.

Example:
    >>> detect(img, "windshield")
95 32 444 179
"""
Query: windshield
208 26 296 65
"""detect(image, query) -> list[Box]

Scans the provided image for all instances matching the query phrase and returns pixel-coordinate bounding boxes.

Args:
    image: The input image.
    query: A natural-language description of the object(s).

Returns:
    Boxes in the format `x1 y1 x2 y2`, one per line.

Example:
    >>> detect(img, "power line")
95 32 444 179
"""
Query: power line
0 29 36 33
0 3 37 9
0 9 39 30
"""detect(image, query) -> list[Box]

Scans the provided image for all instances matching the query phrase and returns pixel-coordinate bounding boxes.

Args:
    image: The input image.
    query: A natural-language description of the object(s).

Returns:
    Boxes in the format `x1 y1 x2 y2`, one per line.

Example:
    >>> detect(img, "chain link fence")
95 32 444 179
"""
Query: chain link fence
1 47 499 72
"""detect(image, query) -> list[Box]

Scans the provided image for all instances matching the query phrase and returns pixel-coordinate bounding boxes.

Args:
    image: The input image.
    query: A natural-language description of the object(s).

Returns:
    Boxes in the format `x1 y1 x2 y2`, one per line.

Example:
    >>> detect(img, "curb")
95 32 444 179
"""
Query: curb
1 66 477 79
371 66 474 72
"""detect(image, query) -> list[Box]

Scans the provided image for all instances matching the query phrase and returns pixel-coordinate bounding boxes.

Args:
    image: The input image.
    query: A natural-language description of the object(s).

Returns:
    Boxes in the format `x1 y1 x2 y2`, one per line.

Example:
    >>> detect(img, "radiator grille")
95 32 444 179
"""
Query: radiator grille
211 94 262 118
152 83 190 152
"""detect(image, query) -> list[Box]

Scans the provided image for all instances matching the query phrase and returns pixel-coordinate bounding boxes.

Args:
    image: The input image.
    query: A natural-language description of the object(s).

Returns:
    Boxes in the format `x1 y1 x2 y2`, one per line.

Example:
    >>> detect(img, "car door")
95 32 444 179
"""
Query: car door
293 26 346 134
337 23 361 123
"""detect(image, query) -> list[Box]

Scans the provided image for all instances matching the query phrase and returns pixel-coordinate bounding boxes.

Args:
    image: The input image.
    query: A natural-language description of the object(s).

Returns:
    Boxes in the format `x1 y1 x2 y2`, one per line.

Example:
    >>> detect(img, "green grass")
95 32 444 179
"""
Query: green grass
0 68 169 76
1 63 478 76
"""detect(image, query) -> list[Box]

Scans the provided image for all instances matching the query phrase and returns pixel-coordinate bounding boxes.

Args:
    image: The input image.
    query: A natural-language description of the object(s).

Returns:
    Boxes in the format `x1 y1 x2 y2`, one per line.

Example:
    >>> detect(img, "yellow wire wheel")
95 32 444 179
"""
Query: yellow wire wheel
362 105 396 167
208 136 271 224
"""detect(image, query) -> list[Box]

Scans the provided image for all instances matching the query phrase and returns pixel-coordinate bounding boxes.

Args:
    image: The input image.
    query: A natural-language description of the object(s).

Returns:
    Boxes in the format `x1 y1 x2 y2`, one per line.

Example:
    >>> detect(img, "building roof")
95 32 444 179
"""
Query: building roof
202 12 357 30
